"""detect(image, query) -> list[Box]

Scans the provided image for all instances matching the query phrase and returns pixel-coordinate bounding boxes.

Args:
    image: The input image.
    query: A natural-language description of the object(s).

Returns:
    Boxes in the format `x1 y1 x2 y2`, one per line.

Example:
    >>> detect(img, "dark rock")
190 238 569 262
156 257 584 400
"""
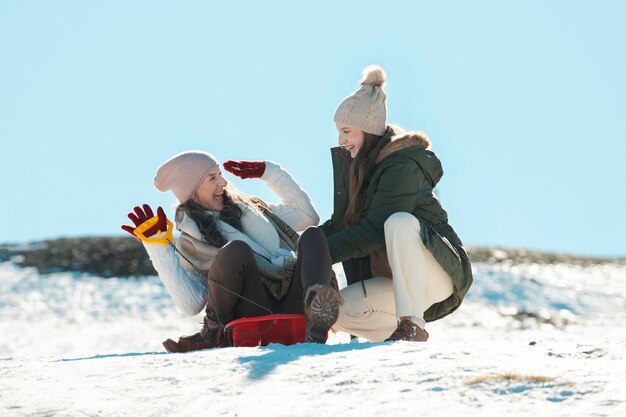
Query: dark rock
2 237 156 277
0 247 11 263
0 238 624 279
466 246 625 267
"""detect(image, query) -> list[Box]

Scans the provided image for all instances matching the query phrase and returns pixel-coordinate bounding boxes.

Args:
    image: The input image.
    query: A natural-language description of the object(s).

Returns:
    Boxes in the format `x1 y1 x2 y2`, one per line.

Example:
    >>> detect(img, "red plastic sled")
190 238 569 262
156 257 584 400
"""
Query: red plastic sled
225 314 324 347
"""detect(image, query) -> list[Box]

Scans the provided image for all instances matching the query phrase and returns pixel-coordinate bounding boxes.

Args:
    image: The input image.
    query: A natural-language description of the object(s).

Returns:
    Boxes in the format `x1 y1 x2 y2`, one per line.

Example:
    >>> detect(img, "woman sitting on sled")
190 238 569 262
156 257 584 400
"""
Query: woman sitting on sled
122 152 340 352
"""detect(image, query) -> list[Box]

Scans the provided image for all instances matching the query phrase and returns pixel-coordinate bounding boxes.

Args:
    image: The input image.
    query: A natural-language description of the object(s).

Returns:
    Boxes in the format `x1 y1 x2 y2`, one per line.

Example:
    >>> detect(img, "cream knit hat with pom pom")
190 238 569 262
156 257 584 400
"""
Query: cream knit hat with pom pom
334 65 387 136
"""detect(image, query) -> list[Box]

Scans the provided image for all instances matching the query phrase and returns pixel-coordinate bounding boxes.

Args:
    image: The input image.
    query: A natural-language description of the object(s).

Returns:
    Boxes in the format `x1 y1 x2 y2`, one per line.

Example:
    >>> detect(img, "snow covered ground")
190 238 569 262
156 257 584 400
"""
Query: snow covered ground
1 260 625 416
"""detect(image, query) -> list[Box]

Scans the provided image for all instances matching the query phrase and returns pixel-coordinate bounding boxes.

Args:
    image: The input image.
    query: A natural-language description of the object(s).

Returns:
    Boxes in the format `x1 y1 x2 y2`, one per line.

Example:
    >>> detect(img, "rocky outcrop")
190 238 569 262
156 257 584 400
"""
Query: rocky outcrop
466 247 625 267
1 237 624 278
2 237 155 277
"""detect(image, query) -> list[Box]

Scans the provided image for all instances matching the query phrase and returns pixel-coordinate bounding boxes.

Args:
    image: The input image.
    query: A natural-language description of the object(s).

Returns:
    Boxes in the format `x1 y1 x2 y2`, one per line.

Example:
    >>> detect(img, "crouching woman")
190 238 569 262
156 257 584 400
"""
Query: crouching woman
321 65 473 342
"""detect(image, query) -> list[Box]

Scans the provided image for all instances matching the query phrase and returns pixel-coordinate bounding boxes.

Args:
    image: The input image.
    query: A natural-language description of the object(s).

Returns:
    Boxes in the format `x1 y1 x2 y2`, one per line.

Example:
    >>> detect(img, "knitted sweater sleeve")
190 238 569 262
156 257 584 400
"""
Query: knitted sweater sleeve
261 161 320 231
143 241 208 316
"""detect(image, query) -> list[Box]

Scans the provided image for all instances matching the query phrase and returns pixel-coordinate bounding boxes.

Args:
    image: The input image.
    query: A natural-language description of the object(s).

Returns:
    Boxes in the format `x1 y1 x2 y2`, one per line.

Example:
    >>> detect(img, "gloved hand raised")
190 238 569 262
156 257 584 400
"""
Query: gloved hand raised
121 204 167 240
223 160 266 179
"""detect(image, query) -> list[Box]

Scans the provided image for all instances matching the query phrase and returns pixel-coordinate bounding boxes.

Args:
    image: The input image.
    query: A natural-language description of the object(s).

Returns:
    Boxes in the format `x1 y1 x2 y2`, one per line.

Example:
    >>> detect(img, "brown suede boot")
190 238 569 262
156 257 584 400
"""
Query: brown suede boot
162 326 229 353
304 285 340 343
385 318 429 342
162 317 231 353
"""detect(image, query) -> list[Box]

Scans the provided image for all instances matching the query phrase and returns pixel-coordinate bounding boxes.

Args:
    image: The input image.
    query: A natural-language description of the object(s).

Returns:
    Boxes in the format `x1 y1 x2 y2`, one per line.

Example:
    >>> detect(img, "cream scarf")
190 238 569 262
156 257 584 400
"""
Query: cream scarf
178 203 293 265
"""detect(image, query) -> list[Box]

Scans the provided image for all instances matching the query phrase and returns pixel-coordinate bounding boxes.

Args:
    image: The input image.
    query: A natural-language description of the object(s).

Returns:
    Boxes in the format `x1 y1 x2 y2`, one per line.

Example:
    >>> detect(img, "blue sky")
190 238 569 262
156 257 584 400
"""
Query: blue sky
1 1 624 257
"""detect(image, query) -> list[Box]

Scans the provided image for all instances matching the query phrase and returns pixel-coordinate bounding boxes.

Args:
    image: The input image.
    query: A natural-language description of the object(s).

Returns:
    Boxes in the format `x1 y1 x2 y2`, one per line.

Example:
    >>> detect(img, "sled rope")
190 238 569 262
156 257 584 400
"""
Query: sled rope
167 240 276 342
134 215 280 343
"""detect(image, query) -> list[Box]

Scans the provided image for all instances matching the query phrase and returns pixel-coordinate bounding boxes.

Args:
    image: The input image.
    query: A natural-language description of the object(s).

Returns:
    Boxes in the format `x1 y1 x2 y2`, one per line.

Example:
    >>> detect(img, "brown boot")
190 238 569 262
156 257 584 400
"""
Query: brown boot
304 285 340 343
162 319 230 353
385 318 429 342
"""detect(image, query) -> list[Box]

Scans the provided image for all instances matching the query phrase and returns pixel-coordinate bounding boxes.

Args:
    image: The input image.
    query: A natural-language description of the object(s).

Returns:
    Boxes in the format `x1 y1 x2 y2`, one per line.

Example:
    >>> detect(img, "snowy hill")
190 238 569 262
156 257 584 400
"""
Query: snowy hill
1 257 625 416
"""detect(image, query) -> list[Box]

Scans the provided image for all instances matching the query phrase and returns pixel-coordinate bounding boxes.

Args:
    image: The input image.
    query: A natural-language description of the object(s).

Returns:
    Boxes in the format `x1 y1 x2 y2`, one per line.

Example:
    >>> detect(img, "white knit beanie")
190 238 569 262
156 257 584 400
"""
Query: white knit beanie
334 65 387 136
153 151 219 203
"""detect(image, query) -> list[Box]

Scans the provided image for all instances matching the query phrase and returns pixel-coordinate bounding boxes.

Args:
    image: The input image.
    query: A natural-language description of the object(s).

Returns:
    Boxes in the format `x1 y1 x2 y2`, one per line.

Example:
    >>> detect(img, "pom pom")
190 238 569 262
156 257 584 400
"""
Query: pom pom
360 65 387 88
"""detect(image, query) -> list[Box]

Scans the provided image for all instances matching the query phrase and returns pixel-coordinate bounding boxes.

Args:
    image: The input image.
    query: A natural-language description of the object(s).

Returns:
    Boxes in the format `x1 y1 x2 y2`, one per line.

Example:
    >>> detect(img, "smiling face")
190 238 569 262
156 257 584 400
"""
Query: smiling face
192 165 228 211
336 121 365 158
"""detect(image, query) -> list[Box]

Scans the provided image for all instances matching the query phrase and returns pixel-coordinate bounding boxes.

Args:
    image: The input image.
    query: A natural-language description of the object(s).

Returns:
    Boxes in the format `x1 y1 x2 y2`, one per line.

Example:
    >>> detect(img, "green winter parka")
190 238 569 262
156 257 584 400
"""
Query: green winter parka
320 126 473 322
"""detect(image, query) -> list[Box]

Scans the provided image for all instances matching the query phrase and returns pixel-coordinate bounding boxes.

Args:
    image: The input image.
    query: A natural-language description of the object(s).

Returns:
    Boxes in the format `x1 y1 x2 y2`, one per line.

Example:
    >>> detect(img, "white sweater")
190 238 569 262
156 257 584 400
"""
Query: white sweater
144 161 319 316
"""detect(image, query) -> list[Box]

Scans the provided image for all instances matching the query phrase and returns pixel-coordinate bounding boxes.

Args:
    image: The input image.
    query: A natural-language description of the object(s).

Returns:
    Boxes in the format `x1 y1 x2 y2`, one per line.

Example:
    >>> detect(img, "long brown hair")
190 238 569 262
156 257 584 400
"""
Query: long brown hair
344 131 384 228
177 187 258 247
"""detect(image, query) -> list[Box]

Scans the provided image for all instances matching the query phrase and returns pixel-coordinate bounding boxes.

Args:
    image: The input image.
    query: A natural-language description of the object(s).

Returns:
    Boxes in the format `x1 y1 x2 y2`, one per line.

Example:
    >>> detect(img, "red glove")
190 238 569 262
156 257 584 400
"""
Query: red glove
121 204 167 239
223 160 266 179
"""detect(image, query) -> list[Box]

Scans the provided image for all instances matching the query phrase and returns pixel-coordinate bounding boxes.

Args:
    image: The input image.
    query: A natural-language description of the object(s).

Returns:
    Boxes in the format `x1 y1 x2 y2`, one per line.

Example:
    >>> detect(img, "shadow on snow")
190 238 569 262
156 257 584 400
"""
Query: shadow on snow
56 341 387 379
237 341 386 380
58 351 169 362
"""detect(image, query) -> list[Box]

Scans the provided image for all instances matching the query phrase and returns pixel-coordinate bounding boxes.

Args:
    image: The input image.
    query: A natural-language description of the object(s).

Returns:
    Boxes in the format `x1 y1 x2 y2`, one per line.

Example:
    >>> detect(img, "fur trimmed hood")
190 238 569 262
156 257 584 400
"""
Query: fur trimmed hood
375 130 443 187
375 131 432 164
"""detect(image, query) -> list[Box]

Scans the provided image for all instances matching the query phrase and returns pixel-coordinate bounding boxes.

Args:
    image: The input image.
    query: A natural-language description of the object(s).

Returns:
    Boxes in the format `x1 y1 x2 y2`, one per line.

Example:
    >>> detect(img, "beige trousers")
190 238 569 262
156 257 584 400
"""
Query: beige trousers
333 212 454 342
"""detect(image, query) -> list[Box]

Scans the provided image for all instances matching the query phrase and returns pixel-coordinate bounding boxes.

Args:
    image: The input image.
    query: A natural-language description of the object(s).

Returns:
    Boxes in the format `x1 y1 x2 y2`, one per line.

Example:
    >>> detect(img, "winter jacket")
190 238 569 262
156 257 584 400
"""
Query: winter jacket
320 126 473 322
144 161 319 316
